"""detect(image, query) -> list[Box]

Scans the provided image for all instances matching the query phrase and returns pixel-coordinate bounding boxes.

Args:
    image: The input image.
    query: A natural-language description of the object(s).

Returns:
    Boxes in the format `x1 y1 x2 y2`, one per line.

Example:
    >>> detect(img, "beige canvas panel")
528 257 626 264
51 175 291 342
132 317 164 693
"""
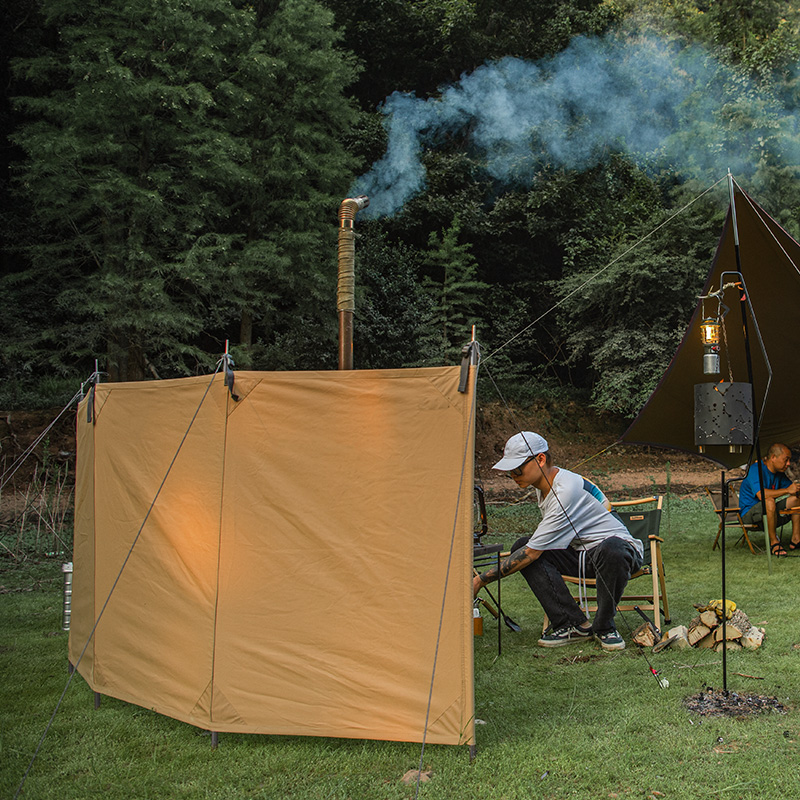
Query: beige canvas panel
212 369 474 742
73 376 229 720
72 367 475 746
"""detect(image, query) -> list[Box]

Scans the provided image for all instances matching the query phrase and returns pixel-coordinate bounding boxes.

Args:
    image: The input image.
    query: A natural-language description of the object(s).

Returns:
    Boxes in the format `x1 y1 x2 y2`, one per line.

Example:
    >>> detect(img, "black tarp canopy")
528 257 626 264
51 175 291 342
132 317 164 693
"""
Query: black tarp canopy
621 184 800 469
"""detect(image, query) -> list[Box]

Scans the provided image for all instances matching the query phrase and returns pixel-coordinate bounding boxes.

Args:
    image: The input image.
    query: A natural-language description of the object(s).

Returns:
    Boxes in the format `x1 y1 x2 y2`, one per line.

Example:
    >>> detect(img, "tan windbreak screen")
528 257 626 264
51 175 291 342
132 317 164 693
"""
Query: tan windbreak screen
71 367 476 745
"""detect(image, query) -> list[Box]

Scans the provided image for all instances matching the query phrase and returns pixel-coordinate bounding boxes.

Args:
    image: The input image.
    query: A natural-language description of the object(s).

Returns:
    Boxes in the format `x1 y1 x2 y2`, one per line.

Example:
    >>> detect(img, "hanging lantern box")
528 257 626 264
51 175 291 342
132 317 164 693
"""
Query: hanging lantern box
694 382 754 448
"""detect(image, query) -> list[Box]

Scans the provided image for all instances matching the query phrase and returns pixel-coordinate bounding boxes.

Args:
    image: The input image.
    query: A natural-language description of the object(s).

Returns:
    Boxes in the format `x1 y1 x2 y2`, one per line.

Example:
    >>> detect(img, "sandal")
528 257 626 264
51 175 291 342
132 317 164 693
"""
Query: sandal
789 541 800 552
771 542 788 557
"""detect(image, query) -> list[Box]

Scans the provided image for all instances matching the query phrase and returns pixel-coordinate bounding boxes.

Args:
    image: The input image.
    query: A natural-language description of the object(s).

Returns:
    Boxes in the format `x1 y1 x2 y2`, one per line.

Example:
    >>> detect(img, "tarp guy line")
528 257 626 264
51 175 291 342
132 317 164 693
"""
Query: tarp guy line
483 175 728 364
0 376 94 493
13 364 222 800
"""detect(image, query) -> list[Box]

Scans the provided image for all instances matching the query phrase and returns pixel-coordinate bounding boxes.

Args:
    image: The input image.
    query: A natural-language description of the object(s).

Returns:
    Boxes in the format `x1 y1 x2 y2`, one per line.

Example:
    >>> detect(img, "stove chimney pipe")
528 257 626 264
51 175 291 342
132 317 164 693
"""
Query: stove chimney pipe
337 195 369 369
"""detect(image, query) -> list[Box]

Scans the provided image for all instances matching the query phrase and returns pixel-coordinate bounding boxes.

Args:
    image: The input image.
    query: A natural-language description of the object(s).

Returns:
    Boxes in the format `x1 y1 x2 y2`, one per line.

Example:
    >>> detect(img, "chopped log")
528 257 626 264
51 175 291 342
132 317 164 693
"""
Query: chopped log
714 640 743 652
696 631 717 648
653 634 679 653
700 609 719 628
713 624 744 643
729 608 751 635
741 626 765 650
666 625 691 650
688 623 711 646
632 622 657 648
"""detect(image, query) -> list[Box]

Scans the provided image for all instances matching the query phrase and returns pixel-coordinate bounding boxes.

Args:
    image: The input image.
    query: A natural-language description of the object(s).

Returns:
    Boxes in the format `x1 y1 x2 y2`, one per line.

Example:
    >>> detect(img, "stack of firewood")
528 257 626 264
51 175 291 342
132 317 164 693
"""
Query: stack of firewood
684 603 764 652
632 601 765 652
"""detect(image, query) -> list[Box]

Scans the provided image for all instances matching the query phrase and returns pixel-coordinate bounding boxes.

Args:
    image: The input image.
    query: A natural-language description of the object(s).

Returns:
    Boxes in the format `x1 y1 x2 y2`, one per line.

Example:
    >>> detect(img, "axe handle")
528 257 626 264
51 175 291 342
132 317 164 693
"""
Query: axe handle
478 598 499 618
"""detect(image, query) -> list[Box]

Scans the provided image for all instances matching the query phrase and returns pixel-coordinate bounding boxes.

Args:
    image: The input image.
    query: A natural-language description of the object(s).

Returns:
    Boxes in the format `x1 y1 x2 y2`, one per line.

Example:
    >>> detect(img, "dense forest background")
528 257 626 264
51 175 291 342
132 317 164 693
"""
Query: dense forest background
2 0 800 415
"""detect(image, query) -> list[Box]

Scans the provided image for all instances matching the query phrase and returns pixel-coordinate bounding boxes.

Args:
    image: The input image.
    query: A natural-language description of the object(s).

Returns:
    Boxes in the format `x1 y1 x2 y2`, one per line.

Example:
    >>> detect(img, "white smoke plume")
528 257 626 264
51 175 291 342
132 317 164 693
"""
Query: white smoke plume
353 34 800 218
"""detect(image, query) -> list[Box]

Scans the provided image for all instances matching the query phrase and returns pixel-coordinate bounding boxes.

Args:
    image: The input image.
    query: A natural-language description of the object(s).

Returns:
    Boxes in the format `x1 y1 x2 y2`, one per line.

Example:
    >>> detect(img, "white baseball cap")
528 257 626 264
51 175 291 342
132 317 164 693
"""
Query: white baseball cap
492 431 549 471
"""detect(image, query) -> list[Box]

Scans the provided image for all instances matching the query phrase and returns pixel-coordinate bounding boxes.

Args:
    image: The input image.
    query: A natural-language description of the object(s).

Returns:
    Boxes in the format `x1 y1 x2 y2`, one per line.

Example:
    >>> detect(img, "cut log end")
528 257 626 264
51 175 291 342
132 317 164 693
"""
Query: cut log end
632 622 657 648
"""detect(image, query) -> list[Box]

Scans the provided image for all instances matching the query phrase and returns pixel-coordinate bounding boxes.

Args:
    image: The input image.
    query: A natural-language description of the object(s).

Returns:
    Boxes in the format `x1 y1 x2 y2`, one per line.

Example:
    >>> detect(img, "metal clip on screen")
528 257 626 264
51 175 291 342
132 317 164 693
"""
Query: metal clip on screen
459 341 480 393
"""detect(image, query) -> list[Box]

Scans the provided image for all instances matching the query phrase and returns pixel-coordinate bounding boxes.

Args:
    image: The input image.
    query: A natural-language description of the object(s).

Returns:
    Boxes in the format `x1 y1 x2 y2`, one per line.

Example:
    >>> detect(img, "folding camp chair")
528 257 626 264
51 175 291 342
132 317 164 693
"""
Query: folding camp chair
543 495 670 633
704 482 761 554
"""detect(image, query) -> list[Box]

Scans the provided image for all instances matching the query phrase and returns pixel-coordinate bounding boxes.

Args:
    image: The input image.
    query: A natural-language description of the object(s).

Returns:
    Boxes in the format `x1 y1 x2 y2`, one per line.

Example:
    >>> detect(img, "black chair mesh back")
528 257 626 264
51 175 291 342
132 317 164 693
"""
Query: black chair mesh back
614 507 662 568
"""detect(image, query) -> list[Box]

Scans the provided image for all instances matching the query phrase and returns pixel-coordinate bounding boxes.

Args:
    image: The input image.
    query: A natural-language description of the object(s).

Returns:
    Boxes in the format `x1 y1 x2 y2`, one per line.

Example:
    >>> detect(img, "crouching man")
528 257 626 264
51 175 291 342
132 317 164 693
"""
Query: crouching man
472 432 643 651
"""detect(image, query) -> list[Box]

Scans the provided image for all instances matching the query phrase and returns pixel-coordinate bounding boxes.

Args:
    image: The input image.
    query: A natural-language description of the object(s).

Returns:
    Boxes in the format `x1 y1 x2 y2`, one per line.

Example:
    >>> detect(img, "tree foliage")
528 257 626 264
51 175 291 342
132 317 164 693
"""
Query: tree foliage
351 225 435 369
5 0 360 380
554 192 722 413
322 0 625 107
420 215 488 363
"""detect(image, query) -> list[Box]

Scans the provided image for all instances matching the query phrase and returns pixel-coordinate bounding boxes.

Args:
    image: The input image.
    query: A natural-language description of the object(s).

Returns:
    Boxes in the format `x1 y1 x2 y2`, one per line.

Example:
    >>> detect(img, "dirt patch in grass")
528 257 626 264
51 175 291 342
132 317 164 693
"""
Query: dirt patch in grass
684 687 789 717
557 652 603 665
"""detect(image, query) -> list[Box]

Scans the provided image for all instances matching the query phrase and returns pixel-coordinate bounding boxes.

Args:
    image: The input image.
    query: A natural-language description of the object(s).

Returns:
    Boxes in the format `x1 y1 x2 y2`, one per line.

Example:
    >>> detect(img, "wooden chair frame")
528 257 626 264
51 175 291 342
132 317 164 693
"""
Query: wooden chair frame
704 482 761 555
544 495 670 633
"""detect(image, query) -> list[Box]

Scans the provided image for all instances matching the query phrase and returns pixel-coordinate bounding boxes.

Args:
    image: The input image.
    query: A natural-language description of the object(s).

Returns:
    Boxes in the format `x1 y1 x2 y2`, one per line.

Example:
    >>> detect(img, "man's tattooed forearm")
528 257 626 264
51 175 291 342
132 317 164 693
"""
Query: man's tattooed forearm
501 548 532 575
479 548 531 585
479 566 499 584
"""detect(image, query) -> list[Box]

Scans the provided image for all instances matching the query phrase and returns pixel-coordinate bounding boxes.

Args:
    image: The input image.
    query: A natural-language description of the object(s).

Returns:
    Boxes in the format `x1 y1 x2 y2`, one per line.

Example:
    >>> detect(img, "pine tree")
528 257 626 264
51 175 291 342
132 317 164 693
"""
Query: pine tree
421 216 487 363
7 0 360 380
219 0 362 370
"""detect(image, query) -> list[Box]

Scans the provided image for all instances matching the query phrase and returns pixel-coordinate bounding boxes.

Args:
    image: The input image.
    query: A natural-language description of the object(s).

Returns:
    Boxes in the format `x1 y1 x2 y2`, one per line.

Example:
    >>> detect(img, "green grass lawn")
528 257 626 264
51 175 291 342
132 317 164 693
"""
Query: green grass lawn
2 496 799 800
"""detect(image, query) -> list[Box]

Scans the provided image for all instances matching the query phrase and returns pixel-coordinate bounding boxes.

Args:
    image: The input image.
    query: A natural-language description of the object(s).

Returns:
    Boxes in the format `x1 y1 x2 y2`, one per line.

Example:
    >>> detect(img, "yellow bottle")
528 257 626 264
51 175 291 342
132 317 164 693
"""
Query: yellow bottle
473 606 483 636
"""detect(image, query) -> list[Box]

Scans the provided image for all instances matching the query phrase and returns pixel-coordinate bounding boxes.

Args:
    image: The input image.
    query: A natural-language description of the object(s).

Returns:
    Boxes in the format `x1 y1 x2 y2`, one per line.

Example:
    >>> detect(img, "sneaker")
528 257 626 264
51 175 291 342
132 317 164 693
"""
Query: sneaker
595 629 625 651
537 624 592 647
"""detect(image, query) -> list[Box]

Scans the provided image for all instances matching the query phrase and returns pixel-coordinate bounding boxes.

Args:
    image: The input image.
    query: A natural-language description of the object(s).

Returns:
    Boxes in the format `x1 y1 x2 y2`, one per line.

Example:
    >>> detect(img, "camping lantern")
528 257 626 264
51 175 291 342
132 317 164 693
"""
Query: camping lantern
700 317 721 375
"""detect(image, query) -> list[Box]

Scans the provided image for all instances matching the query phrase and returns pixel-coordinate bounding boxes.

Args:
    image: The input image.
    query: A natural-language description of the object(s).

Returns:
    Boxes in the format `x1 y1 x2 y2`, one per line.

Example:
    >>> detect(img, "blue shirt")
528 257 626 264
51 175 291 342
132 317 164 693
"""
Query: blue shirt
738 461 791 516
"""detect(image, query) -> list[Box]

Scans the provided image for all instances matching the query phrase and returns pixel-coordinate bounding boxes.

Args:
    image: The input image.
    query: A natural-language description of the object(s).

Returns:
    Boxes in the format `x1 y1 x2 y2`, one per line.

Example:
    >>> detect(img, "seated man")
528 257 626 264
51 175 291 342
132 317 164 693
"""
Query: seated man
472 432 643 651
738 443 800 556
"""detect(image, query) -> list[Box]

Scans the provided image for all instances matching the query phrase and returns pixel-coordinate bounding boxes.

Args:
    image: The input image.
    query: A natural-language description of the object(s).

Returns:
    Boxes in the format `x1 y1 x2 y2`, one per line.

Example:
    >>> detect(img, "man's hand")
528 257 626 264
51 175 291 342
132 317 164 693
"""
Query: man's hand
759 483 799 501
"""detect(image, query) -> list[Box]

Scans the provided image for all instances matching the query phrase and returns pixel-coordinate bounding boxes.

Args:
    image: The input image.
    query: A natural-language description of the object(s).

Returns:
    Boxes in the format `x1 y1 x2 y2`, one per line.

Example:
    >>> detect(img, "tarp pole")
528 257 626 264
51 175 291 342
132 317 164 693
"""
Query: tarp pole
727 172 771 573
337 196 369 370
720 470 727 691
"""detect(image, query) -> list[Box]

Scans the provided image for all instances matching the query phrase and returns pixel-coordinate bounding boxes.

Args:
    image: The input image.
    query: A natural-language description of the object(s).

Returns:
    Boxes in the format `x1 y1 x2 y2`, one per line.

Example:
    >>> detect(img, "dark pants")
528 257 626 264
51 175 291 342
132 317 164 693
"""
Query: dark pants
511 536 643 633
